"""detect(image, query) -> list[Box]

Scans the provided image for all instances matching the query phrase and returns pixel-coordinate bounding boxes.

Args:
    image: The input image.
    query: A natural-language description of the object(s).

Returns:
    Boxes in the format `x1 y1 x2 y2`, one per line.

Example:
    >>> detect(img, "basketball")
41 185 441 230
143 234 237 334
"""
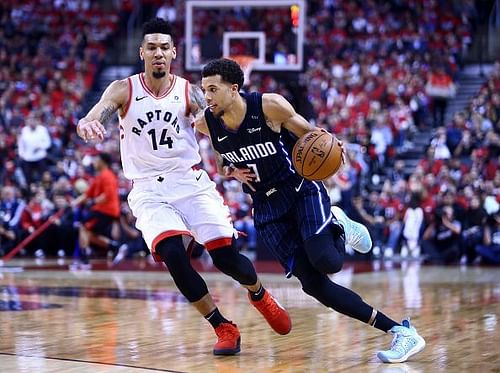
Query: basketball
292 130 343 180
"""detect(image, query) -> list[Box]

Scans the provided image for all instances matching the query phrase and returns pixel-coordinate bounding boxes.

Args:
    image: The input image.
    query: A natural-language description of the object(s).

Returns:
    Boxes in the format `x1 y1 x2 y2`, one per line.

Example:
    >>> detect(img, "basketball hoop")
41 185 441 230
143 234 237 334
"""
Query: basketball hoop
228 55 256 88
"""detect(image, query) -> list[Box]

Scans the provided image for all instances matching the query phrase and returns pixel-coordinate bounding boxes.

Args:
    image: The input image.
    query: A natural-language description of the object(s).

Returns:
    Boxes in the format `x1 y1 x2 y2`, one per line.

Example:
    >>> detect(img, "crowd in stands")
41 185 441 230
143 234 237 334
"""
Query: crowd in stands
329 63 499 264
0 1 498 265
0 0 125 258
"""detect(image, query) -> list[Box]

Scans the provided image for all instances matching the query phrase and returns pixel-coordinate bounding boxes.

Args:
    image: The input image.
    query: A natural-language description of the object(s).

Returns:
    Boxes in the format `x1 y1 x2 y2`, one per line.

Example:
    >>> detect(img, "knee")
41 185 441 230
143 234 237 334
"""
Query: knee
304 234 343 274
298 272 328 298
209 246 232 268
300 277 316 296
310 252 343 274
155 236 186 264
209 245 257 285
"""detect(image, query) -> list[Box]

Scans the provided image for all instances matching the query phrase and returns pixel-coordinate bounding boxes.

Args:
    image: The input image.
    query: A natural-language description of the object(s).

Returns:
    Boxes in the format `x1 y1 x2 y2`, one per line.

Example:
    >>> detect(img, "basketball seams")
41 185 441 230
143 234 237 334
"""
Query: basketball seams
304 133 334 178
330 141 342 175
300 132 322 177
292 131 342 180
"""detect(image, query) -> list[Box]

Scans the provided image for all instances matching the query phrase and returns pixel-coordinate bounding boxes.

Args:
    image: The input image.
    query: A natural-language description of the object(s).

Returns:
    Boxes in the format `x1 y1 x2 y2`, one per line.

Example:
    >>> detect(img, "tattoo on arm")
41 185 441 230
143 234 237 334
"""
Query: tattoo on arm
99 104 118 125
189 85 207 115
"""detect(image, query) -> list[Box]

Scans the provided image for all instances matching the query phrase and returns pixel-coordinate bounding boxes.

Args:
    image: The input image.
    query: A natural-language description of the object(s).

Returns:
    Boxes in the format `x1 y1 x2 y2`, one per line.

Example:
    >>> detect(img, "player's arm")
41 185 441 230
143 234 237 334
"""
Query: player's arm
77 79 129 142
188 83 211 136
263 92 346 163
213 150 227 176
262 93 316 137
213 149 257 192
193 111 210 136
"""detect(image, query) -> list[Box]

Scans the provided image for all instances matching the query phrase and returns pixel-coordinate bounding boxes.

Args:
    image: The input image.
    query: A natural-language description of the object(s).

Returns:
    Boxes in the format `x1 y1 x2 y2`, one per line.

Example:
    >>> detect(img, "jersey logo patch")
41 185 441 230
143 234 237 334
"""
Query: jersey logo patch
266 188 277 197
217 135 228 142
135 95 148 101
247 127 261 134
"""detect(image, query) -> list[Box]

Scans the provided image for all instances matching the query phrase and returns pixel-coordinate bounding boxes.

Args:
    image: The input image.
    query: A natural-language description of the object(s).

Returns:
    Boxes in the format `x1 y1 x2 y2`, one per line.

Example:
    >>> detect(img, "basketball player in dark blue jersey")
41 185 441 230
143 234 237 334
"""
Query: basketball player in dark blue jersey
194 58 426 363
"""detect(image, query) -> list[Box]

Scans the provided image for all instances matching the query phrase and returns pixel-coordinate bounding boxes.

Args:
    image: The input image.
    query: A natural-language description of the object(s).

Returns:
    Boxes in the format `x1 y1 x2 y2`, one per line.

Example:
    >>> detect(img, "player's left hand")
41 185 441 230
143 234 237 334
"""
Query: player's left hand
337 138 347 166
319 128 347 165
224 164 257 192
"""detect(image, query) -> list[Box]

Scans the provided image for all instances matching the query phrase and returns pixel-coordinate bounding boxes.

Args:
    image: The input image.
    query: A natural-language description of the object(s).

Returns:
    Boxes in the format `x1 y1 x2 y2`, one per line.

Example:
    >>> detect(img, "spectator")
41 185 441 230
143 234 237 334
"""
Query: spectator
461 194 487 264
425 66 456 127
73 153 120 267
19 189 54 257
422 205 462 264
156 1 176 23
402 193 424 259
44 192 79 258
111 202 148 266
380 186 404 258
370 113 393 171
352 193 385 257
475 211 500 264
388 160 406 184
17 113 51 185
0 186 24 256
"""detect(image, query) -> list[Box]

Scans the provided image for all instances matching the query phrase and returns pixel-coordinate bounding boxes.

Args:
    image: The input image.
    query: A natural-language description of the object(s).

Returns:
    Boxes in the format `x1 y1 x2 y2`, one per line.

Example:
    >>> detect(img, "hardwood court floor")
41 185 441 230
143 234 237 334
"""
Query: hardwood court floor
0 259 498 372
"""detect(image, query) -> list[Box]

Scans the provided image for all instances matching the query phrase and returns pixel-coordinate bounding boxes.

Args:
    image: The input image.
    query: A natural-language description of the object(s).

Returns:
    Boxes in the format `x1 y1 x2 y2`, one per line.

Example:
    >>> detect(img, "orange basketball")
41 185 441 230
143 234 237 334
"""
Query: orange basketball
292 131 343 180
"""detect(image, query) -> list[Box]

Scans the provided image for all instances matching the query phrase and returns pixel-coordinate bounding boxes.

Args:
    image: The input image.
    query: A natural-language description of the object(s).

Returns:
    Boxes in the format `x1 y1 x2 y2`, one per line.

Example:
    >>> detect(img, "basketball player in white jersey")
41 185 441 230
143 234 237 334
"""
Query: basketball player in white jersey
76 18 291 356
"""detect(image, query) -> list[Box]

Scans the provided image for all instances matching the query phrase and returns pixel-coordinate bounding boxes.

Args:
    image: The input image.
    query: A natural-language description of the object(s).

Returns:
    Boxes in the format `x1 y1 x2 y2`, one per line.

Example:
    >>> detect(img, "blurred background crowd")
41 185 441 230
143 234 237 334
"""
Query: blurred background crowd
0 0 498 265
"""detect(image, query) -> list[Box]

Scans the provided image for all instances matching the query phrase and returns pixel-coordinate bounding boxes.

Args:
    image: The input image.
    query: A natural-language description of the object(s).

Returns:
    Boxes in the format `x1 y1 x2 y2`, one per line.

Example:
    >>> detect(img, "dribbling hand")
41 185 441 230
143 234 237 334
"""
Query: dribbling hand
319 128 347 166
224 163 257 192
77 119 107 142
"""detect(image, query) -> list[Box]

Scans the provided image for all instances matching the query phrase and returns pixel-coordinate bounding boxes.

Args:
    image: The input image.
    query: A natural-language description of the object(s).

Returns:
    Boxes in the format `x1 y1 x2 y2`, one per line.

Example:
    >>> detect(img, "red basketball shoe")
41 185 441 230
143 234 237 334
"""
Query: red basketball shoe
213 322 241 355
249 290 292 335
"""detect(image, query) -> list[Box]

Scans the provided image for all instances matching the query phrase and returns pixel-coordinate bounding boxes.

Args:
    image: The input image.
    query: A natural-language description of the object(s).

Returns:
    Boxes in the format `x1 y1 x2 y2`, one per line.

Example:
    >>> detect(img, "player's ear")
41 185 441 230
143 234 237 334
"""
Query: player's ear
172 46 177 60
139 47 144 61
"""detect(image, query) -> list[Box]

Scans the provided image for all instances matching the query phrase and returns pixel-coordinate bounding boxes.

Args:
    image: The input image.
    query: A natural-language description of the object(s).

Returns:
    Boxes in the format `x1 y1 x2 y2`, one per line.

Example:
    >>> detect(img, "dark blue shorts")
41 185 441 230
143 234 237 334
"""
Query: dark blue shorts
254 179 332 271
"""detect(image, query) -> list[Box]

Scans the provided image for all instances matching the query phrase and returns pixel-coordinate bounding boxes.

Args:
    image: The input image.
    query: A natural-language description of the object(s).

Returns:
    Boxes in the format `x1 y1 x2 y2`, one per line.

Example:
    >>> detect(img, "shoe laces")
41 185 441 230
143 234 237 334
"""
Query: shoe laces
343 218 367 249
259 293 282 320
347 229 362 249
389 328 415 354
216 323 238 340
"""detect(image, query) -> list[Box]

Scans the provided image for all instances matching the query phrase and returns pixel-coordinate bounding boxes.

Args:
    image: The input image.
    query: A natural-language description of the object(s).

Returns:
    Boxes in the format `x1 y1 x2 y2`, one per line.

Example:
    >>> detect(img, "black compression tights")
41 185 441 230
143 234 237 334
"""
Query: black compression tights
209 243 258 286
303 231 345 274
292 246 397 332
156 236 208 303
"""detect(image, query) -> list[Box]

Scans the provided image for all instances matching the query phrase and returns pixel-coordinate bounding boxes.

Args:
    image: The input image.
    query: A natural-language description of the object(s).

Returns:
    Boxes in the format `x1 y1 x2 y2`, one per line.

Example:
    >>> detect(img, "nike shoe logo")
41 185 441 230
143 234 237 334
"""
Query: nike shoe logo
295 178 304 192
195 173 202 181
217 135 228 142
135 96 147 101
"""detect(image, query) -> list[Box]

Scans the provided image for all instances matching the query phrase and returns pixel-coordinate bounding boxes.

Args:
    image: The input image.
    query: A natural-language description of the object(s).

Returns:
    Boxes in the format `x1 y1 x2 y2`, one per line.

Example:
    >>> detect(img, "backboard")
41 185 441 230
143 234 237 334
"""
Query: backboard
185 0 306 72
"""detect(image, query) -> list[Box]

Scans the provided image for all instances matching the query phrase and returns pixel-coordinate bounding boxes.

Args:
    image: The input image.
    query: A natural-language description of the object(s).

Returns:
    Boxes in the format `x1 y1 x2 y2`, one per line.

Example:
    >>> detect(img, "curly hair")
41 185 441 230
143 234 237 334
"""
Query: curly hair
142 17 173 38
202 58 244 90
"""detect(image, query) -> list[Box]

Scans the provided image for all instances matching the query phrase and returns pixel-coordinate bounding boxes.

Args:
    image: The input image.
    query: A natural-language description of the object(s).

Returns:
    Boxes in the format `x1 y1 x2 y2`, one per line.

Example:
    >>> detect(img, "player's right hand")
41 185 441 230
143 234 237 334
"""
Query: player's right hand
77 119 106 142
224 164 257 192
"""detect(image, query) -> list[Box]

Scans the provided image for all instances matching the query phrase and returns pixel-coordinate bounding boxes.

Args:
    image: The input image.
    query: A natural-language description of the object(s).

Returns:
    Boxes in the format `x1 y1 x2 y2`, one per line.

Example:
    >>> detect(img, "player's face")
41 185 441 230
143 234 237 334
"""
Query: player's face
201 75 238 116
140 33 176 78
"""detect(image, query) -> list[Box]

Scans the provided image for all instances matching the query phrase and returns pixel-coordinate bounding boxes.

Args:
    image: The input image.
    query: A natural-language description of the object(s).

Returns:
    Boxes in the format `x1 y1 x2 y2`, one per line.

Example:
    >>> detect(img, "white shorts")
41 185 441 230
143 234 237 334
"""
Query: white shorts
128 168 234 260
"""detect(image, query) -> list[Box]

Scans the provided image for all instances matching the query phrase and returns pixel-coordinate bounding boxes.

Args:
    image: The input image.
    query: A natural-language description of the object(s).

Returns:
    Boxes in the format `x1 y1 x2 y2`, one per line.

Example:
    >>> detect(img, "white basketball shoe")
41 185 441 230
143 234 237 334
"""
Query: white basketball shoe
331 206 372 254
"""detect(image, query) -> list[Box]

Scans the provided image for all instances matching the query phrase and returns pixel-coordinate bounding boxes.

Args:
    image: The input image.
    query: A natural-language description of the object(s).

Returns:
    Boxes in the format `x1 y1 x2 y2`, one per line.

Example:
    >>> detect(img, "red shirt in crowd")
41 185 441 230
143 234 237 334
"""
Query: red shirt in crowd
85 168 120 218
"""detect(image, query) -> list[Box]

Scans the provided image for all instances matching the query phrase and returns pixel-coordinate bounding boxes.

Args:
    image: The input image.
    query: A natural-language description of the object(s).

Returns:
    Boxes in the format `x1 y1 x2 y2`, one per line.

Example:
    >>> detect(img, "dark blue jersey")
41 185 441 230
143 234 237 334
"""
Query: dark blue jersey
205 92 332 233
205 92 301 196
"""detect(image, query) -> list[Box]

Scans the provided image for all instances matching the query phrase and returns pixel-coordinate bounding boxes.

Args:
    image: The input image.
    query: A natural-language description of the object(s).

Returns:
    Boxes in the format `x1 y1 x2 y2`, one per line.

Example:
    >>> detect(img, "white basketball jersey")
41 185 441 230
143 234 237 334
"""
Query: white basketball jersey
119 73 200 180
